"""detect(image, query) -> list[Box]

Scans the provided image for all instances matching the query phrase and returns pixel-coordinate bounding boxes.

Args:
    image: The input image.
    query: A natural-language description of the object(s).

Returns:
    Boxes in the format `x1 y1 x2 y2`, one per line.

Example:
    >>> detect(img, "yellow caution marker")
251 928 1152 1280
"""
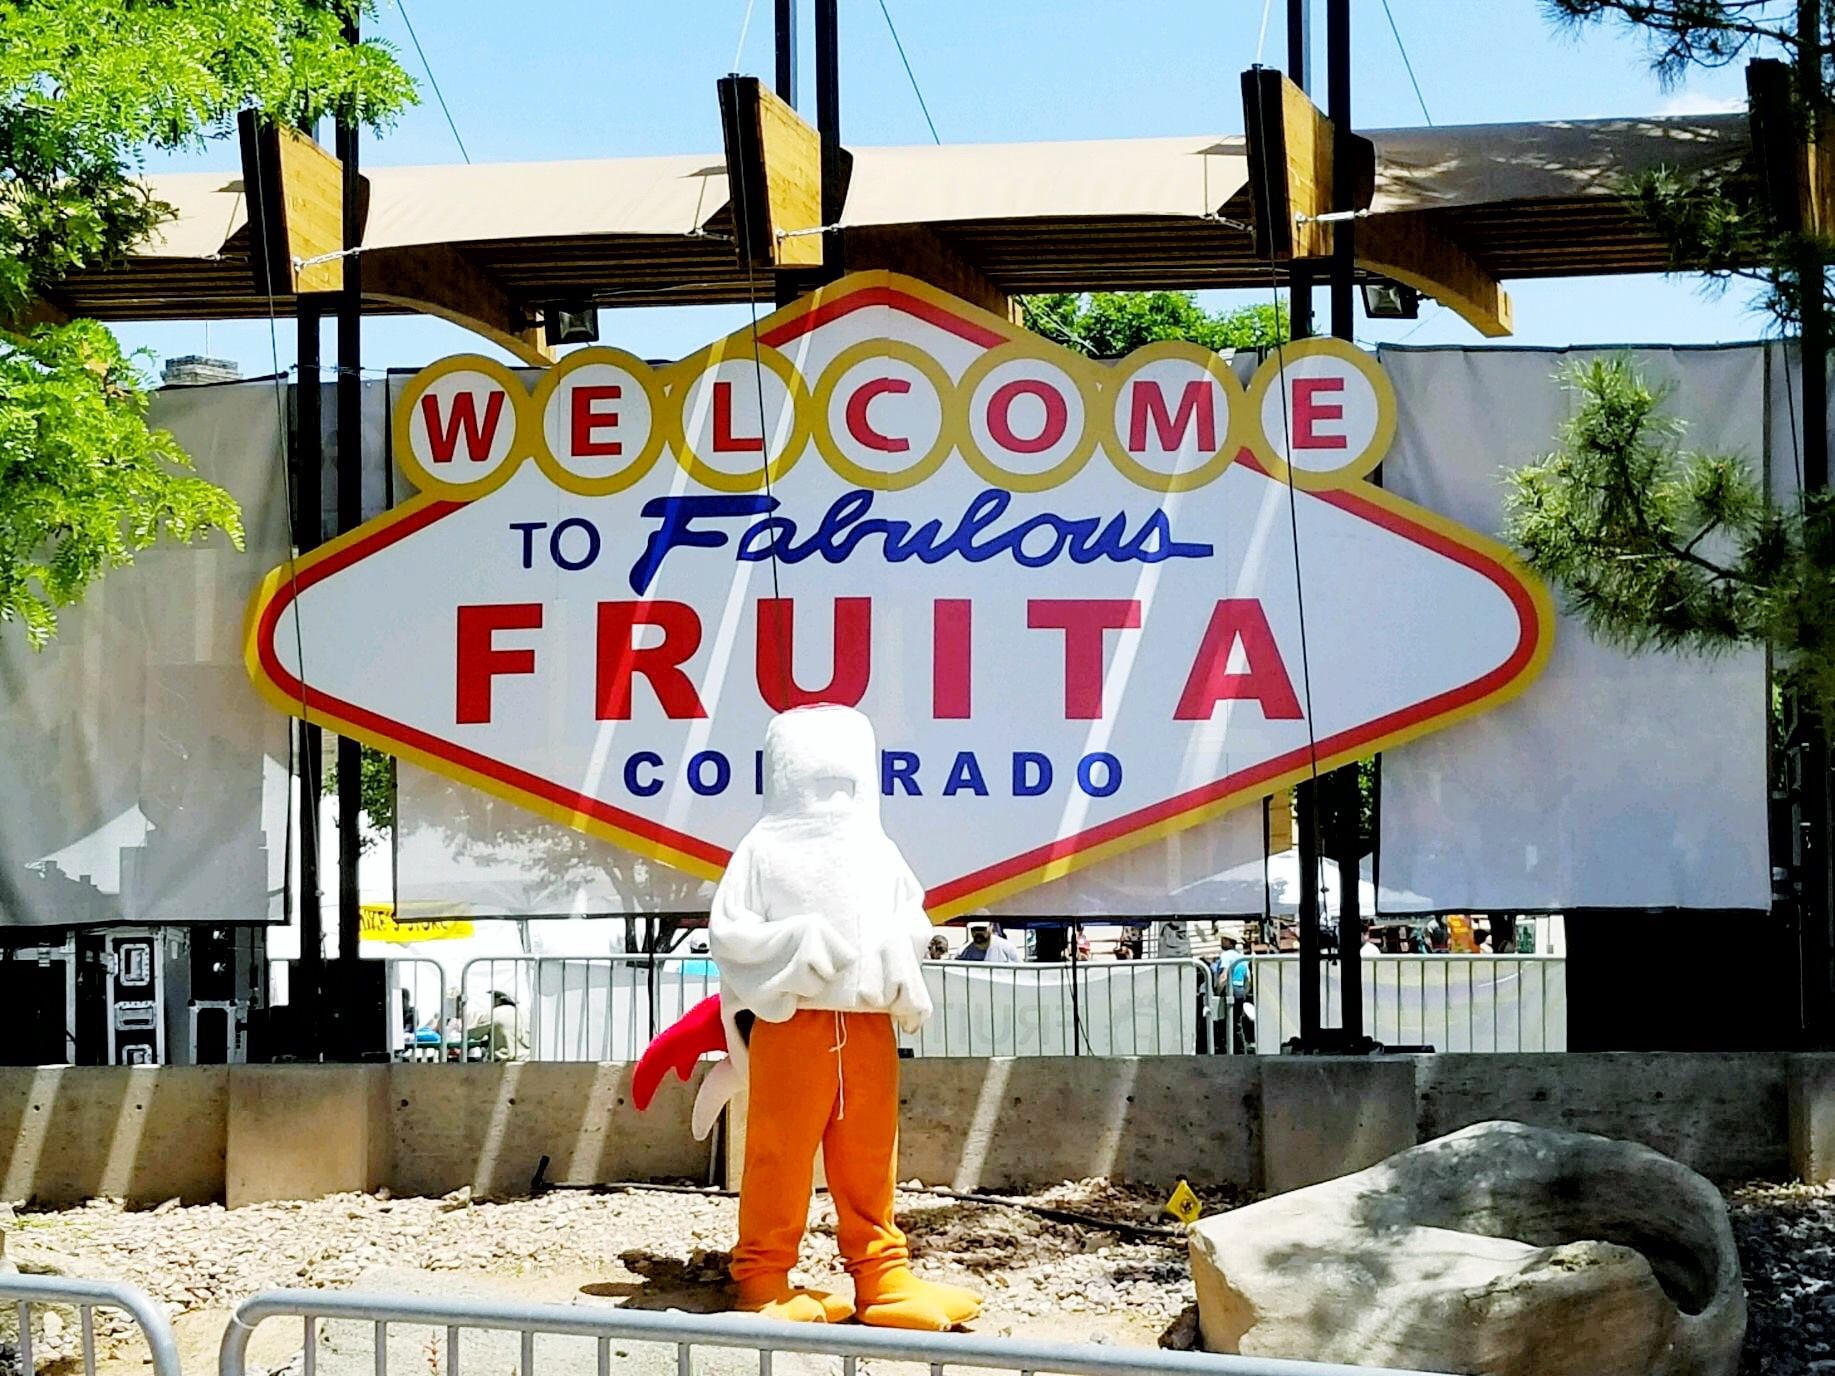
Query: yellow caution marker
1162 1179 1202 1226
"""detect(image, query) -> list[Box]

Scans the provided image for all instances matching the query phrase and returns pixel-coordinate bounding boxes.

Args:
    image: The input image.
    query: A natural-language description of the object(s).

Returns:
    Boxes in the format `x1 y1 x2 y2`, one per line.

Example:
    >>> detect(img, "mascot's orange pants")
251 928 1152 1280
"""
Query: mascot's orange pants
734 1008 907 1285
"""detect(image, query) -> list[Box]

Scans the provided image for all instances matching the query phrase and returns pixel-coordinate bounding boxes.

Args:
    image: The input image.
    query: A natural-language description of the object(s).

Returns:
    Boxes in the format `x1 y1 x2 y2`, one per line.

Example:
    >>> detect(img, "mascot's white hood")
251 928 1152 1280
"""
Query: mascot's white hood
693 705 935 1138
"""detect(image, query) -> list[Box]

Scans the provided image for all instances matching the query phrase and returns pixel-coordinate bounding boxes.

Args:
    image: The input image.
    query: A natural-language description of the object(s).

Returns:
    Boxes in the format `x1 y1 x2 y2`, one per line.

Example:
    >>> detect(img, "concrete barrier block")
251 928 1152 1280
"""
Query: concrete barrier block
898 1056 1261 1192
227 1065 390 1206
1790 1054 1835 1184
390 1062 710 1198
1418 1052 1788 1182
1260 1056 1415 1195
0 1066 227 1206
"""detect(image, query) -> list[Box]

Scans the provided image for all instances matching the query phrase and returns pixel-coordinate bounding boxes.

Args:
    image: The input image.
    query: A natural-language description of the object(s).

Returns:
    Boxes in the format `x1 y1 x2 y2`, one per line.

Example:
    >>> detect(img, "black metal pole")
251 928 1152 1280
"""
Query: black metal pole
1798 0 1832 1041
1286 0 1314 342
773 0 802 308
815 0 843 282
295 300 323 973
1286 0 1324 1050
335 14 364 977
775 0 798 106
1324 0 1365 1047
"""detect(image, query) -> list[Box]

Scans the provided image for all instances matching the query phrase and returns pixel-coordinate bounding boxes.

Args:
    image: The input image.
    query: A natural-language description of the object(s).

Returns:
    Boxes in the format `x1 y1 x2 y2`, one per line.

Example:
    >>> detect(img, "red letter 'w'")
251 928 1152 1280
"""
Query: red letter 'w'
421 392 507 463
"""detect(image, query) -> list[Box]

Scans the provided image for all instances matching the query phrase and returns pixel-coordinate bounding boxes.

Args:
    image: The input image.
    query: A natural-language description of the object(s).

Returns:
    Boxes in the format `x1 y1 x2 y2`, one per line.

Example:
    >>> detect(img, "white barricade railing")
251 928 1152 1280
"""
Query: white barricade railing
904 959 1215 1057
441 955 1215 1061
1232 954 1568 1054
0 1273 182 1376
220 1286 1431 1376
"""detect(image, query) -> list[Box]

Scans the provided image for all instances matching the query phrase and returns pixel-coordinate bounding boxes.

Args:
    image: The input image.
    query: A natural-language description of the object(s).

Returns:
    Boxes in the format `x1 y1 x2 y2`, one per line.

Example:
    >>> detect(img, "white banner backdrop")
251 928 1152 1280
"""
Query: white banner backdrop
1377 345 1772 912
0 381 294 926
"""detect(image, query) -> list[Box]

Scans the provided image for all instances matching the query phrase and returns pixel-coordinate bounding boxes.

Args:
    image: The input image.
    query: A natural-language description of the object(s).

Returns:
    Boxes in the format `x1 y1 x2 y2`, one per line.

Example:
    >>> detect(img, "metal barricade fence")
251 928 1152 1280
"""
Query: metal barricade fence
1228 955 1567 1054
0 1273 181 1376
904 959 1217 1057
456 955 721 1063
220 1286 1430 1376
386 957 453 1062
447 955 1215 1061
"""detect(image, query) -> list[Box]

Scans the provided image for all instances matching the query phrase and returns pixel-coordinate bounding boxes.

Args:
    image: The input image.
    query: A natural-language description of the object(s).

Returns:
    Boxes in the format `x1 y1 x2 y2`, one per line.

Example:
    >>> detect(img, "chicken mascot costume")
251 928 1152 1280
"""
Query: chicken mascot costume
633 705 982 1330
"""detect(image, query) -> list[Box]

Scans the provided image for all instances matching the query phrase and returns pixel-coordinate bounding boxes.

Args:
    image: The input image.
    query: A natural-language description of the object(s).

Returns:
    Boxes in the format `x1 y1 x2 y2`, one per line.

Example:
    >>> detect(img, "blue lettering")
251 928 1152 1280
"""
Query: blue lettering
754 749 765 795
510 521 547 569
687 750 731 796
943 750 989 797
630 494 778 594
623 751 664 798
631 489 1211 588
550 517 601 571
1077 752 1122 798
1013 751 1053 797
882 750 922 796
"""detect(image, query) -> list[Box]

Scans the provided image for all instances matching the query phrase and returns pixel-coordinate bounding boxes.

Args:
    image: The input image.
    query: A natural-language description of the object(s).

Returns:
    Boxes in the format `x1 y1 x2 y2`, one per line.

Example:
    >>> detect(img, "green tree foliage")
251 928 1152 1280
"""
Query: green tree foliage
1541 1 1832 327
322 740 397 851
0 0 415 646
1504 358 1835 708
0 321 247 646
1020 292 1288 358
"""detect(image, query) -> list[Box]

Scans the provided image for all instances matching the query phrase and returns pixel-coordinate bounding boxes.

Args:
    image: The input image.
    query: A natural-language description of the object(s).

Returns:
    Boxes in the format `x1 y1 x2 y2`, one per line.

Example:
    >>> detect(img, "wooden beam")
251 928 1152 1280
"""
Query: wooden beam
843 224 1015 321
1242 68 1372 261
238 117 349 294
5 297 70 332
363 244 556 366
718 75 824 269
1357 211 1514 338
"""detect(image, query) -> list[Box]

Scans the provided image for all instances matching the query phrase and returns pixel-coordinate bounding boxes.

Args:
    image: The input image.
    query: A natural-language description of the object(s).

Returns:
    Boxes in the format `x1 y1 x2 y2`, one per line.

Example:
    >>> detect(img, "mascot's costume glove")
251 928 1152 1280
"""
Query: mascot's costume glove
634 705 982 1329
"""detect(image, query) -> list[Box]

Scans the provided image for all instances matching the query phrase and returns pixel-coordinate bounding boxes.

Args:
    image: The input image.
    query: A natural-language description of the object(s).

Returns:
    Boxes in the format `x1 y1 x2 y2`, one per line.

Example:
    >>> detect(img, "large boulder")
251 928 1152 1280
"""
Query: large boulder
1188 1120 1744 1376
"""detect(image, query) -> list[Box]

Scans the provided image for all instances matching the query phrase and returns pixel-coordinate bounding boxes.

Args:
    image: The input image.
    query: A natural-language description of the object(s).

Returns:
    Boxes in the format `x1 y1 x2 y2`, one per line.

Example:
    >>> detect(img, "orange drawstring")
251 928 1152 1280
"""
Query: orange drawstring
831 1010 848 1120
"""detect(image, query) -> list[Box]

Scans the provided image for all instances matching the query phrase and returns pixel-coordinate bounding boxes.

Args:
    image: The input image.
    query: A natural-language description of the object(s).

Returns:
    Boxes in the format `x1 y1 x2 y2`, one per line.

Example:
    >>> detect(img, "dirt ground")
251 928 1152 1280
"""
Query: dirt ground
4 1177 1829 1375
1 1179 1214 1376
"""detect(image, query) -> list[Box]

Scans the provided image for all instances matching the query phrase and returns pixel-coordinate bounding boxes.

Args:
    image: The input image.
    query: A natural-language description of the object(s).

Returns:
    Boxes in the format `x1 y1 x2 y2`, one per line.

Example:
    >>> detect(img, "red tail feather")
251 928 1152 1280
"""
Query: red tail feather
632 994 726 1111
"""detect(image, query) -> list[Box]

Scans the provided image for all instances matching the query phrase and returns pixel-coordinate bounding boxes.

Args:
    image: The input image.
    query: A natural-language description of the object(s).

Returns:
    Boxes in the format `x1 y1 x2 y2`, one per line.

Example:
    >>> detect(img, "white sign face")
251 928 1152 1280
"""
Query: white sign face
246 272 1552 918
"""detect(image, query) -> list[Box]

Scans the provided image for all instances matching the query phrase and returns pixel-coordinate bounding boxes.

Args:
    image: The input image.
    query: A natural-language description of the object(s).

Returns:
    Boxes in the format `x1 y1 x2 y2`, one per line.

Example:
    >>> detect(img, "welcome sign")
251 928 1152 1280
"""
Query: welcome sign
243 271 1552 918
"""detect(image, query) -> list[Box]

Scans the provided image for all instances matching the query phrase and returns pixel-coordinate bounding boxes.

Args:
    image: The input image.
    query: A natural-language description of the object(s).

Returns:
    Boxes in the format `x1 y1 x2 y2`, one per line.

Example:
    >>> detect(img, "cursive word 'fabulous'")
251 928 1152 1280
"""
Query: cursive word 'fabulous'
507 489 1215 595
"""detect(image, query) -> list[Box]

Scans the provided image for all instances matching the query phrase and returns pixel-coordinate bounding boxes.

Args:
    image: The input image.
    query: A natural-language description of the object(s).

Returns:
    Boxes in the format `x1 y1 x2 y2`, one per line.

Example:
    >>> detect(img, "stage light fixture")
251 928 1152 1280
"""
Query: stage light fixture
1361 281 1421 321
543 301 600 346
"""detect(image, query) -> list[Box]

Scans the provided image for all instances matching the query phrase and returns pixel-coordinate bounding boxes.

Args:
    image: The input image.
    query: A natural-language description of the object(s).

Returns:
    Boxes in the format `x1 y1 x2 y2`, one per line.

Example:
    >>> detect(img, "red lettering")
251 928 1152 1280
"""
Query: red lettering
844 377 912 453
455 603 541 724
987 379 1069 454
1174 599 1303 720
570 384 623 457
713 380 765 453
933 599 972 719
1027 599 1142 720
1127 379 1216 454
596 601 708 719
1292 376 1347 450
420 390 507 464
756 598 871 711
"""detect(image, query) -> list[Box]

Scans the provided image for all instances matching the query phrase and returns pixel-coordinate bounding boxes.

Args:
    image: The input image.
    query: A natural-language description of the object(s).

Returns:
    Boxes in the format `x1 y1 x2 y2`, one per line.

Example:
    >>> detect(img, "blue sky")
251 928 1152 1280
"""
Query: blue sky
120 0 1770 377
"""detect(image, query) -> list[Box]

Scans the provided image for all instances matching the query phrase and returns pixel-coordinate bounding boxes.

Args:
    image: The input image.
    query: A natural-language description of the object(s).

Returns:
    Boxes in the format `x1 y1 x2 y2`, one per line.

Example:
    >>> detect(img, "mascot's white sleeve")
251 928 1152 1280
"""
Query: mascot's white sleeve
707 835 861 1024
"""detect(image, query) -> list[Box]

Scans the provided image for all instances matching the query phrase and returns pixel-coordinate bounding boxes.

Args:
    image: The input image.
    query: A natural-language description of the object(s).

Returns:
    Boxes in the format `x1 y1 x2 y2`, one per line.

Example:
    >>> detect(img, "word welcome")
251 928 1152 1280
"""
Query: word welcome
391 289 1386 502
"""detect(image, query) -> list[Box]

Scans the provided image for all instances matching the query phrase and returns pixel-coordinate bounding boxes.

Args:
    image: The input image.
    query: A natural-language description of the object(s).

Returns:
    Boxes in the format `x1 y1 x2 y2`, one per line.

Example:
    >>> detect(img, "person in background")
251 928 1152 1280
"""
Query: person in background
1155 920 1192 960
1360 921 1381 957
955 920 1020 963
926 934 950 960
466 989 530 1062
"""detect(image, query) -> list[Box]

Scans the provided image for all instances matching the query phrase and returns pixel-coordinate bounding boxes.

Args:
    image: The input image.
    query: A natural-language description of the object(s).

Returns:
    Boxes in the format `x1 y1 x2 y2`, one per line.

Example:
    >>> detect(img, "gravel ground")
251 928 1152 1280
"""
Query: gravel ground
6 1177 1830 1373
0 1178 1235 1372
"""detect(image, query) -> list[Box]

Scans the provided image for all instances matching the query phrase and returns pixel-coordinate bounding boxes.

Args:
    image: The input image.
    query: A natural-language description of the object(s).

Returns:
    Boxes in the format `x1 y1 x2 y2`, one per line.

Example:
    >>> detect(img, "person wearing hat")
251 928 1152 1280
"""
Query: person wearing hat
954 914 1019 963
465 989 529 1062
